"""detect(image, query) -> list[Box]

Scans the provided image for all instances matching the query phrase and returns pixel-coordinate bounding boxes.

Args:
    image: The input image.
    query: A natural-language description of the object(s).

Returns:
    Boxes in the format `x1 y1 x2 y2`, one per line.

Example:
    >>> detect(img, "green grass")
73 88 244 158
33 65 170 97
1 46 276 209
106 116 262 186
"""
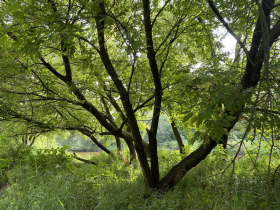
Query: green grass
0 144 280 210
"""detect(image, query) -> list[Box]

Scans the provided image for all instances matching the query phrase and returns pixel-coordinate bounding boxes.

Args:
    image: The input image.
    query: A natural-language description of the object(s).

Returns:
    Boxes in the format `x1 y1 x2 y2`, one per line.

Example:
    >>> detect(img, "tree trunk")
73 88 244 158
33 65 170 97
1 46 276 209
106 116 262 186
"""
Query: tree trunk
159 136 218 189
159 113 239 189
125 139 136 164
115 137 123 160
171 121 185 154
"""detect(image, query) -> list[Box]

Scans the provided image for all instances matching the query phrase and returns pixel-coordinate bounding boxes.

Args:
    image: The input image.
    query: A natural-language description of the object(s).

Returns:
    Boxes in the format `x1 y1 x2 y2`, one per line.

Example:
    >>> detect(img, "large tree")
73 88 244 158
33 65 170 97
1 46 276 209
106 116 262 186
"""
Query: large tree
1 0 280 190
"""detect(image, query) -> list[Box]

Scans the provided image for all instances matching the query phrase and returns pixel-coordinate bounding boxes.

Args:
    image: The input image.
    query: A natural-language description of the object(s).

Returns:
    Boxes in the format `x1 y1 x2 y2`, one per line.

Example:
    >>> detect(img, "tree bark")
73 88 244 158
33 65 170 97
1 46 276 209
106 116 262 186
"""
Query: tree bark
115 137 123 159
142 0 162 187
159 112 239 189
73 153 98 165
157 0 279 191
125 139 136 164
95 2 153 187
76 128 112 156
171 121 185 154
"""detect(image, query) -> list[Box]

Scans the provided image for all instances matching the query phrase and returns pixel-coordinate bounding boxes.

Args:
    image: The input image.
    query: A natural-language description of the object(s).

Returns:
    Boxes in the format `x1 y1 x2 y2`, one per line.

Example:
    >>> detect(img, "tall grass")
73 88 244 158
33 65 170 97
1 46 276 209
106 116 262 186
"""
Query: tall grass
0 144 279 209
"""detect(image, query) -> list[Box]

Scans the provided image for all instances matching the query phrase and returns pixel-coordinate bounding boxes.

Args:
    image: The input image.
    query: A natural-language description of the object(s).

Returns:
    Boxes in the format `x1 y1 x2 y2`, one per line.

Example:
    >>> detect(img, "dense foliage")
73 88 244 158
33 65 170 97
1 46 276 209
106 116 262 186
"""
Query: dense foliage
1 0 280 198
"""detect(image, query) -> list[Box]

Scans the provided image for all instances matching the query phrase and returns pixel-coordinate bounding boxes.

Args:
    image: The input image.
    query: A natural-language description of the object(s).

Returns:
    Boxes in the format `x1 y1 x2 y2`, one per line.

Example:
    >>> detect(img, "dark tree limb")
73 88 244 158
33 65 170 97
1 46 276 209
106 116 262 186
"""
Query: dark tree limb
171 121 185 154
95 1 153 187
159 112 240 189
151 0 171 28
40 57 66 82
142 0 162 186
207 0 250 59
62 54 73 82
159 1 279 189
271 164 280 186
101 97 123 159
133 93 155 113
75 128 112 155
73 153 97 165
242 0 276 89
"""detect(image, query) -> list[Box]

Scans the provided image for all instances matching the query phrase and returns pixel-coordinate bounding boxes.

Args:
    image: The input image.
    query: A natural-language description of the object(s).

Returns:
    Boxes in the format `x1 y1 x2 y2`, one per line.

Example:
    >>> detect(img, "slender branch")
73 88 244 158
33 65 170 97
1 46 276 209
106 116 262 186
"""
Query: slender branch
151 0 171 28
207 0 250 59
271 164 280 186
133 93 155 113
256 107 280 115
155 17 185 54
73 153 98 165
78 36 100 52
30 69 57 95
273 3 280 8
48 0 58 13
40 57 66 81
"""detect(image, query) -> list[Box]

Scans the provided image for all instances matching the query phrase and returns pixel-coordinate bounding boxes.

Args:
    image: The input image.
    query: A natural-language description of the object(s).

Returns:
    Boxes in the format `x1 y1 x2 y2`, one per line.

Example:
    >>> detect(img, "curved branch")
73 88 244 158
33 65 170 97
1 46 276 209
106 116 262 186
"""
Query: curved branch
40 56 66 82
207 0 250 59
73 153 98 165
151 0 171 28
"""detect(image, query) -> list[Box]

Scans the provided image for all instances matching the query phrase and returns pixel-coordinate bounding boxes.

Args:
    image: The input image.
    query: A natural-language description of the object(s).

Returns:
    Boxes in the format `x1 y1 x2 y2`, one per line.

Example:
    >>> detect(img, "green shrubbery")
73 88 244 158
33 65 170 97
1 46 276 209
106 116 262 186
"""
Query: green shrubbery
0 142 280 210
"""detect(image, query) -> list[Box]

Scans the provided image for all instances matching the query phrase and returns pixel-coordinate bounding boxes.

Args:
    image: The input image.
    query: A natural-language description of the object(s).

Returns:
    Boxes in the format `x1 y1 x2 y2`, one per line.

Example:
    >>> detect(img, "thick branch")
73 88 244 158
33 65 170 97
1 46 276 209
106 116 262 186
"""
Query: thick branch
62 54 73 82
159 112 240 189
241 0 275 89
73 153 98 165
40 57 66 82
171 121 185 154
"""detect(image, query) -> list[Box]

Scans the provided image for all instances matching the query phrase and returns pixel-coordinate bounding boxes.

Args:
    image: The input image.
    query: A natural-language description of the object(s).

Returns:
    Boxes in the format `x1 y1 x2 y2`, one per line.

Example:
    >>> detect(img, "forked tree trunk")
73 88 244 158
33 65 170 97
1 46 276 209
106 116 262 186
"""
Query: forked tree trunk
171 121 185 154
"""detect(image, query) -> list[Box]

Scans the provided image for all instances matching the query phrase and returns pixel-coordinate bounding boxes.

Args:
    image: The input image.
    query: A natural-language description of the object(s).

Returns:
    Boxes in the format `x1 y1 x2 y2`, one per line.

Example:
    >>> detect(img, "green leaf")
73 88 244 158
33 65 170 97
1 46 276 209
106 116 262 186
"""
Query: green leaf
205 108 212 119
217 127 228 135
183 112 193 122
188 137 196 145
131 38 139 50
190 116 198 125
196 112 204 128
226 115 236 121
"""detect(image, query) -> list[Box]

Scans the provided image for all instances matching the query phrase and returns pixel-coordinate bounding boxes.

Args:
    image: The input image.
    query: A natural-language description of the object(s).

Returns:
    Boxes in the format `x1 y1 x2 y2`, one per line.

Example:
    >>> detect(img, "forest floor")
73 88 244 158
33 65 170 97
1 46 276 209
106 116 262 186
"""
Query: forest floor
1 145 280 209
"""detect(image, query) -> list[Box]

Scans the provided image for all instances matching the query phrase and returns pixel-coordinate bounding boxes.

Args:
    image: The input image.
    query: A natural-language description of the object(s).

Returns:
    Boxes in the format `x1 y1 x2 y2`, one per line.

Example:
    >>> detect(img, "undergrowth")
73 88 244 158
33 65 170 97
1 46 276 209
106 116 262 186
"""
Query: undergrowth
0 143 279 209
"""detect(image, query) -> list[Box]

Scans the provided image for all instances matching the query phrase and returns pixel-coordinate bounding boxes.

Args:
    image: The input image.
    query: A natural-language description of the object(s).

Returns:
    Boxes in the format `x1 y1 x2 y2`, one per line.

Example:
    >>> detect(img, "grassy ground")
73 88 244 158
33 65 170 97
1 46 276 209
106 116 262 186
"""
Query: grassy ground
68 151 100 158
0 144 280 210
